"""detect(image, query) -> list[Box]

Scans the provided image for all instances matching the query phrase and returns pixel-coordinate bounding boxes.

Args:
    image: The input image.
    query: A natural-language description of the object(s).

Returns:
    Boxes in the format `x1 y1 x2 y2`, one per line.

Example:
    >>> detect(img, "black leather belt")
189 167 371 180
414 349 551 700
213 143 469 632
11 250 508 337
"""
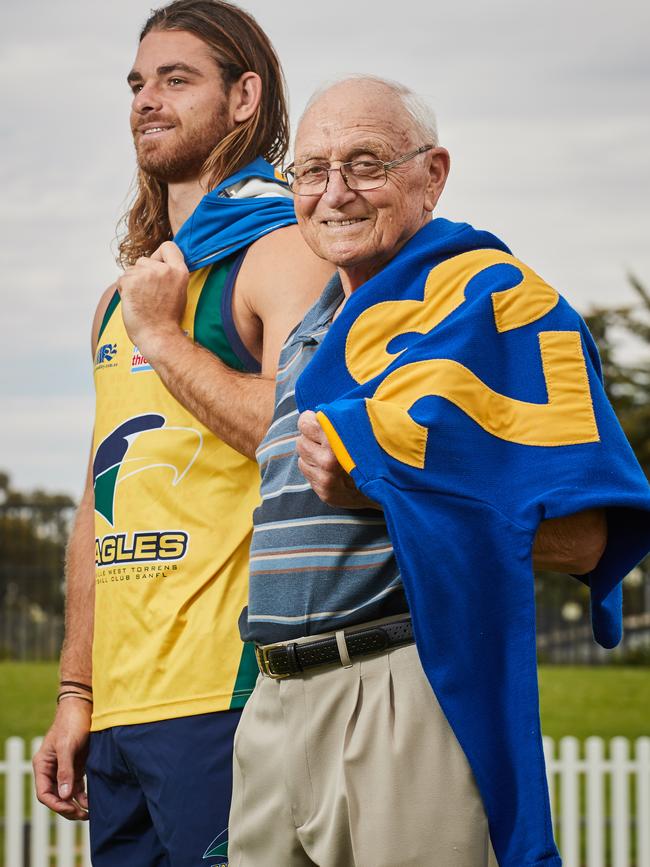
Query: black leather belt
255 618 414 679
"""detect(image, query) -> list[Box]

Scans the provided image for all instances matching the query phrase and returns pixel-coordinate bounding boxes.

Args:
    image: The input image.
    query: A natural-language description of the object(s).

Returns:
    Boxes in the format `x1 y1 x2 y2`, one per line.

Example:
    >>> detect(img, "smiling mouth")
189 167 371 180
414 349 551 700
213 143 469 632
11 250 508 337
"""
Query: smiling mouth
139 125 174 137
323 218 366 227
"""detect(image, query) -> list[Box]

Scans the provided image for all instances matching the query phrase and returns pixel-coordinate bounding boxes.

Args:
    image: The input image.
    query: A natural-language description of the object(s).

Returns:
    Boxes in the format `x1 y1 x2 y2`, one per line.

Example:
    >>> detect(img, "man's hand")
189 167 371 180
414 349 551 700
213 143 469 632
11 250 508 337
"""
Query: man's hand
297 413 607 573
297 411 379 509
118 241 189 357
33 699 92 821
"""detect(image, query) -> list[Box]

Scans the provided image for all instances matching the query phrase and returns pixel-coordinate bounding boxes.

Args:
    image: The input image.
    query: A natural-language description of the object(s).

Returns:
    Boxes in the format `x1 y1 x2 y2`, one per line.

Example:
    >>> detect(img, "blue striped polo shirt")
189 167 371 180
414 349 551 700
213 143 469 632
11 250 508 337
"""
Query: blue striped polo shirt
239 275 409 644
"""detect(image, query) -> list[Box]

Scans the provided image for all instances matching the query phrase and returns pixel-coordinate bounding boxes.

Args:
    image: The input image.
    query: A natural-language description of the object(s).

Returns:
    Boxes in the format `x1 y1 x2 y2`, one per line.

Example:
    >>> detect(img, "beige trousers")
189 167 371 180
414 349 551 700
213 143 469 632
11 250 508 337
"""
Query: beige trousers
229 638 498 867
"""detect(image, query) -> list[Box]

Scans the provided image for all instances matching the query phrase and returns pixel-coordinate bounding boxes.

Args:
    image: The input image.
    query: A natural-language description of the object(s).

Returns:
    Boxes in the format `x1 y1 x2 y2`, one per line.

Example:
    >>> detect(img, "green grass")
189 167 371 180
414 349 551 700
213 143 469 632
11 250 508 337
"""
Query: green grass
0 662 648 867
1 661 58 746
539 665 650 741
1 661 648 744
0 664 59 867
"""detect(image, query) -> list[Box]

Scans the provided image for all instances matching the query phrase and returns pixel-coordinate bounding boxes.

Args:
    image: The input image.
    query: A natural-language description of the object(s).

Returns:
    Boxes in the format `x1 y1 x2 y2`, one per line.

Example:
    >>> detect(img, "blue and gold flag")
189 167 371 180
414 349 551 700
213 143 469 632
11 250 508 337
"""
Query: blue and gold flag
296 218 650 867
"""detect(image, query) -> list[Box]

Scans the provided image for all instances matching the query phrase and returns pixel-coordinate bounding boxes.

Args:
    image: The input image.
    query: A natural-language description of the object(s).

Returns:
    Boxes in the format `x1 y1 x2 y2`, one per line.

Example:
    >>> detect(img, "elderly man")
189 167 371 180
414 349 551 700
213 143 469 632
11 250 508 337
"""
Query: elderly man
229 77 650 867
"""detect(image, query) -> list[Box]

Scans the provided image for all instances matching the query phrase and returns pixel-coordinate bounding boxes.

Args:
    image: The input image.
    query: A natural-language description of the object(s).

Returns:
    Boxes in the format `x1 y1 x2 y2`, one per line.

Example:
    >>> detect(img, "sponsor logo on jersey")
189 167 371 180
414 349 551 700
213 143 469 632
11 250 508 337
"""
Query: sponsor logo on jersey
95 530 189 567
131 345 153 373
93 413 203 526
95 342 118 368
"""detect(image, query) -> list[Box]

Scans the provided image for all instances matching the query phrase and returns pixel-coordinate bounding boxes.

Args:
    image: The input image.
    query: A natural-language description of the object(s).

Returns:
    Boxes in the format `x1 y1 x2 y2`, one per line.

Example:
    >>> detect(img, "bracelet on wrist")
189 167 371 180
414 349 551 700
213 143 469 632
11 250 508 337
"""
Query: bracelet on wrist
59 680 92 694
57 691 93 706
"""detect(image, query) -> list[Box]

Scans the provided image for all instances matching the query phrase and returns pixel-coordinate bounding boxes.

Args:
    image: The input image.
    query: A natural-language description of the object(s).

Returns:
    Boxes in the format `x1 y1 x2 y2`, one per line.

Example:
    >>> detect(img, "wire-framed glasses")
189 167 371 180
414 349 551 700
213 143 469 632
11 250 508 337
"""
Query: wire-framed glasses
285 145 434 196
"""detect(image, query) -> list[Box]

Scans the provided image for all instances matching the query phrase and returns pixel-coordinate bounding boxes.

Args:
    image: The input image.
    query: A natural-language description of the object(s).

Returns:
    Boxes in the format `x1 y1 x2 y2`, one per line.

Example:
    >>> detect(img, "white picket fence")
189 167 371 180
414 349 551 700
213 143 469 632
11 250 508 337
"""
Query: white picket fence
543 736 650 867
2 738 90 867
1 736 650 866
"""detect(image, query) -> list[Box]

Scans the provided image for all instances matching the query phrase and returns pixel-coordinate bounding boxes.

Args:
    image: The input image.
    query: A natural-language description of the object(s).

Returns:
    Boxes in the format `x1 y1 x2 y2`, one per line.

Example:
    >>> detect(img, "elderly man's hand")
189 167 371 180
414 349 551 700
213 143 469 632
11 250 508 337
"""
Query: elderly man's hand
297 411 380 510
118 241 189 358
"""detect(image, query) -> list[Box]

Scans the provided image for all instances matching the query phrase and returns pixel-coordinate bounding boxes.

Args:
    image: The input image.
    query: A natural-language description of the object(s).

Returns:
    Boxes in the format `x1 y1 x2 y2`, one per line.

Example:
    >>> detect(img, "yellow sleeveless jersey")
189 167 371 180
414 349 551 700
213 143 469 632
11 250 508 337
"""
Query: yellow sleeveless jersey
91 254 260 730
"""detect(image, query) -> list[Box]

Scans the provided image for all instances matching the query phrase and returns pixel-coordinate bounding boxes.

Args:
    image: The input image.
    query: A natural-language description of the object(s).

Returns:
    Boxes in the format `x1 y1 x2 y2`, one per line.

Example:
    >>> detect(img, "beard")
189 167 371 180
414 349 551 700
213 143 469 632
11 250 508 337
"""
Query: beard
134 108 231 184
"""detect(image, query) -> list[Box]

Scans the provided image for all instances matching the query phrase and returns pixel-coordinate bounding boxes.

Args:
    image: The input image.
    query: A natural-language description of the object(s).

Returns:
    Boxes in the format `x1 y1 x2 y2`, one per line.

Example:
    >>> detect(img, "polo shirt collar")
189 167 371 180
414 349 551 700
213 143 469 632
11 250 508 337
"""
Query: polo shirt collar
291 273 344 346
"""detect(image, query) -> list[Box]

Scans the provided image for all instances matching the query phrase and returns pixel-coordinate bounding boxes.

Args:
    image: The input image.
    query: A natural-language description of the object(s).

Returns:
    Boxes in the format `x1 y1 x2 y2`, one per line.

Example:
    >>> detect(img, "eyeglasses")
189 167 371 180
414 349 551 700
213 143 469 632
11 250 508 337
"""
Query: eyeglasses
284 145 434 196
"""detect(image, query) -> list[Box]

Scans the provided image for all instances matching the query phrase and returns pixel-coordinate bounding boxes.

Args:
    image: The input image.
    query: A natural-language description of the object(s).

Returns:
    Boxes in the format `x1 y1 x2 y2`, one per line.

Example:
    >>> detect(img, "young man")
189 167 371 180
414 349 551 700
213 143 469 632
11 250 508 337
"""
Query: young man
32 3 332 865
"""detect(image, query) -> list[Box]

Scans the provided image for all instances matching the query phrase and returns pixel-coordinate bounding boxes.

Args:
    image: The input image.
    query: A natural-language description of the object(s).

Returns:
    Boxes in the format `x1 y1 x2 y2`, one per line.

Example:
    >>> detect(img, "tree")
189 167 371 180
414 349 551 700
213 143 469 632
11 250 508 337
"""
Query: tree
0 473 75 614
584 275 650 477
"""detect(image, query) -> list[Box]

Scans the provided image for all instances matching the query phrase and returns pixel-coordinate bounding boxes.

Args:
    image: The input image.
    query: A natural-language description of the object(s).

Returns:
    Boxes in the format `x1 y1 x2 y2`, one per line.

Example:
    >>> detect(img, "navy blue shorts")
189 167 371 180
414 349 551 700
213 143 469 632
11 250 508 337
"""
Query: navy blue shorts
86 710 242 867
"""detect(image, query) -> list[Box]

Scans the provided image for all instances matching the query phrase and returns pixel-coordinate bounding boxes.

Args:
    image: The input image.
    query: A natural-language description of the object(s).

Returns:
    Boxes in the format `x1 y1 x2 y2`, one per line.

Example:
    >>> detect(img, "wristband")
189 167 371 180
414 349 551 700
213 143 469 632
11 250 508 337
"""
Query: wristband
57 691 93 706
60 680 93 694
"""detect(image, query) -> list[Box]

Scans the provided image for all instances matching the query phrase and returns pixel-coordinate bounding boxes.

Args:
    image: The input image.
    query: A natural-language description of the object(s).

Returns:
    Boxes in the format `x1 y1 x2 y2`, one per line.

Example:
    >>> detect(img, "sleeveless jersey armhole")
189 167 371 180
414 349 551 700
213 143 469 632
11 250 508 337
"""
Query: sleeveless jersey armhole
194 250 261 373
220 249 262 374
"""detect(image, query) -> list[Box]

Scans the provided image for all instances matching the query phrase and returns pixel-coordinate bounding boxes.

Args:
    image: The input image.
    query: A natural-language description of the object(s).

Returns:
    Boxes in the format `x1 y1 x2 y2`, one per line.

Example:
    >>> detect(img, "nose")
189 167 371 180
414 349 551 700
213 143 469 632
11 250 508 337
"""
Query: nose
321 167 357 208
131 81 163 115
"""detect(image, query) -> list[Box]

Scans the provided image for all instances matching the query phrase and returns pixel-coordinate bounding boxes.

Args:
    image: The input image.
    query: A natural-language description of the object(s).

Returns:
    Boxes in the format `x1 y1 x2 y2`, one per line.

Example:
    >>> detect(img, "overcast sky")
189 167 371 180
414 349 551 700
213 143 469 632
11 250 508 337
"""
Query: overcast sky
1 0 648 498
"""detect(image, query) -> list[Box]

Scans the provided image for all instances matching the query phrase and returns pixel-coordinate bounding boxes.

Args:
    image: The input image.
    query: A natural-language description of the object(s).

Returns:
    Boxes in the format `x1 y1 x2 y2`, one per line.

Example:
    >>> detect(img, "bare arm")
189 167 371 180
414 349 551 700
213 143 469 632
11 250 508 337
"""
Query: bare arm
117 229 334 458
296 410 608 574
127 330 276 459
532 509 607 574
59 458 96 685
33 462 95 820
33 287 114 820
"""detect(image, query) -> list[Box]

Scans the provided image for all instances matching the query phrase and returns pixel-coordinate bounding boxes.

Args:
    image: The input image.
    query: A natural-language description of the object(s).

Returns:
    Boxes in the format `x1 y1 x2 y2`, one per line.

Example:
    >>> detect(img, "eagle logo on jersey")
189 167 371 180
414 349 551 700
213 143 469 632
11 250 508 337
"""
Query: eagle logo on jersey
203 827 228 862
93 413 203 526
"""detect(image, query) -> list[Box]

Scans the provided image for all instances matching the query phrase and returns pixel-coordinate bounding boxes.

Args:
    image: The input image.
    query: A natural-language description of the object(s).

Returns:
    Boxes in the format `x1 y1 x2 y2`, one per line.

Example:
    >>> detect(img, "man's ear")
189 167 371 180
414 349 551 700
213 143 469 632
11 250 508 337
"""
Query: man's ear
230 71 262 123
423 147 451 212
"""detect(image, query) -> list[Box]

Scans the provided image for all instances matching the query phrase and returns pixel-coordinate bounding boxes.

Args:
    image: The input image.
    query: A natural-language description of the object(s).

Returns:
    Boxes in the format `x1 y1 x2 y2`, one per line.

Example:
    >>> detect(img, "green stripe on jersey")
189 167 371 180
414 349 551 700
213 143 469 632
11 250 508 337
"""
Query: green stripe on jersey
229 642 259 709
194 254 245 371
97 290 121 343
96 255 245 369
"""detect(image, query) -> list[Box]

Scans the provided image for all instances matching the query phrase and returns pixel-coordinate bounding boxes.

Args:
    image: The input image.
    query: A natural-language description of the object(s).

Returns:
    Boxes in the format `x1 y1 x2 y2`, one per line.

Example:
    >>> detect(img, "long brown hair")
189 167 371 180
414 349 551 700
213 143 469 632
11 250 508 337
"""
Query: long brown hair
118 0 289 267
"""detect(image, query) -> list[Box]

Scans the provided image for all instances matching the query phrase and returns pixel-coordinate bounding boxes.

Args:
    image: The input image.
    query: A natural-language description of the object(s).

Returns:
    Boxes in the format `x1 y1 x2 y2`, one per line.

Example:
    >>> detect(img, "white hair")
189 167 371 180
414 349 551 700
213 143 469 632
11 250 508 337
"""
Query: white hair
299 74 439 146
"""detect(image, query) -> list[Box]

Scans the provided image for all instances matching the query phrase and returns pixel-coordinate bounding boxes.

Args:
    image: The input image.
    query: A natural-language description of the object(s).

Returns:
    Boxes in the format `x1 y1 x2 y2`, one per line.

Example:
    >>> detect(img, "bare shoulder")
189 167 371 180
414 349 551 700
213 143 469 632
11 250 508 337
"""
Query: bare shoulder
237 224 334 314
232 225 335 376
91 282 120 356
